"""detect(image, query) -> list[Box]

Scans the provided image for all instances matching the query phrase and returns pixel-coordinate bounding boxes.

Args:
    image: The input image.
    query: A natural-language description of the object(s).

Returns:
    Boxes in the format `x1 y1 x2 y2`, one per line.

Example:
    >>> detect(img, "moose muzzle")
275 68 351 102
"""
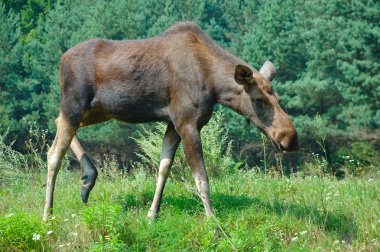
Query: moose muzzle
270 125 298 152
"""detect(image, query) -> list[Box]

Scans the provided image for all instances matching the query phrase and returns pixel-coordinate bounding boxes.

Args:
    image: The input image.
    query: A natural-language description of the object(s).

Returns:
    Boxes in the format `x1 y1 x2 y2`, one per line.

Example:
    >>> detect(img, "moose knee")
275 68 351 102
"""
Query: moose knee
158 158 172 178
47 150 62 170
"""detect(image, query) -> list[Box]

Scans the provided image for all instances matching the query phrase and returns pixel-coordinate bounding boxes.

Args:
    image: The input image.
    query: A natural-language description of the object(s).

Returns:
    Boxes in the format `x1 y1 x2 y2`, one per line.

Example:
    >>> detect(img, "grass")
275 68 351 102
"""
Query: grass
0 167 379 251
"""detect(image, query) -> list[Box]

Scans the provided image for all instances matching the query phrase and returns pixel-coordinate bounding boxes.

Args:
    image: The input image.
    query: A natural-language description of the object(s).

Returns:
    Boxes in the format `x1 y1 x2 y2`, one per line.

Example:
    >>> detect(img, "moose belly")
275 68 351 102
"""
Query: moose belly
92 84 171 123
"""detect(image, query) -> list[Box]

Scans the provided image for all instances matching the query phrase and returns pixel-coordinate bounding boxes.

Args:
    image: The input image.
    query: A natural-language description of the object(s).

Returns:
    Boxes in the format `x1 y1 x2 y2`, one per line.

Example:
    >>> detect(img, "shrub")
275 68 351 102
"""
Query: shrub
90 237 128 252
0 211 48 251
334 142 380 176
132 110 241 177
0 131 28 185
82 203 134 246
0 131 28 170
24 122 48 171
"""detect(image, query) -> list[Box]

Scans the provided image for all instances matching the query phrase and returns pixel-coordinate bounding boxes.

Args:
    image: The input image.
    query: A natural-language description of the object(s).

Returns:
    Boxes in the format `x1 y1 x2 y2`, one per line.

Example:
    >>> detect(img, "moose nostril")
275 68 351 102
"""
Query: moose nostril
278 142 286 152
280 134 298 152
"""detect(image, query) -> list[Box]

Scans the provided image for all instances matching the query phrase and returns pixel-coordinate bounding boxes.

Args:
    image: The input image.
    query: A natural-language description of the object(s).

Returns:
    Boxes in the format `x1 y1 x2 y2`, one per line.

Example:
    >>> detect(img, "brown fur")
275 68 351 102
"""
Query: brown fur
43 22 298 220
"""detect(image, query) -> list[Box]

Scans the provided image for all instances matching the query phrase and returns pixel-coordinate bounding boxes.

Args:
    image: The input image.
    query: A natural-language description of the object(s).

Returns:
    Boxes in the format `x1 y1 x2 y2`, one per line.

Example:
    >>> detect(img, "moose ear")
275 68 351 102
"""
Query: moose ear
259 61 276 81
234 65 254 85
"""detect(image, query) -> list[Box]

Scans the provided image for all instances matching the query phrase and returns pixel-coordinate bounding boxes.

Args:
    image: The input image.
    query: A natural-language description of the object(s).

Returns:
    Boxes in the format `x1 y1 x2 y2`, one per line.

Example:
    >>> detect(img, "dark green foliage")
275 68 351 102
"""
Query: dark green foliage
334 141 380 176
0 0 379 169
0 4 24 139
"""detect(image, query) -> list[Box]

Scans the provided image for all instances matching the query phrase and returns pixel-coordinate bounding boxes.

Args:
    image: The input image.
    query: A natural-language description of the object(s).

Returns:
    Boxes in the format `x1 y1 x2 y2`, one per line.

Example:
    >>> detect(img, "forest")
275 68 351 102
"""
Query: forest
1 0 380 173
0 0 379 251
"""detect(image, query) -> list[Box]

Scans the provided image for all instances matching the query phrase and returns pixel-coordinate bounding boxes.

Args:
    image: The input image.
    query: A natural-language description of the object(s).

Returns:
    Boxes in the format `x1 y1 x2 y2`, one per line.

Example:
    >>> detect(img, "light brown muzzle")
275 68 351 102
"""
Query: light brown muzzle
278 127 298 152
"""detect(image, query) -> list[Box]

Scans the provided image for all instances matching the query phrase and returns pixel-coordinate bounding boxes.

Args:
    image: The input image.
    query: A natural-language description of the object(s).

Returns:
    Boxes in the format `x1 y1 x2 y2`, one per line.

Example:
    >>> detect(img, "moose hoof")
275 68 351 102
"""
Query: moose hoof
80 154 98 204
81 186 91 203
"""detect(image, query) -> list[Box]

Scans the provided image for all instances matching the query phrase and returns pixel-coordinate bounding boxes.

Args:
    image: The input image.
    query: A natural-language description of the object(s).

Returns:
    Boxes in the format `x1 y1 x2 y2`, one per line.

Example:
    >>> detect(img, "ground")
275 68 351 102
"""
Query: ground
0 167 379 251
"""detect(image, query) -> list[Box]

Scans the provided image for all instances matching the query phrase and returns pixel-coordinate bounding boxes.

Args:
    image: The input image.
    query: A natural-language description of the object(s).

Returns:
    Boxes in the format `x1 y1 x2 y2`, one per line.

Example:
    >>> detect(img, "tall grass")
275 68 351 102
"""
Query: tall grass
0 168 379 251
0 114 379 251
132 111 241 179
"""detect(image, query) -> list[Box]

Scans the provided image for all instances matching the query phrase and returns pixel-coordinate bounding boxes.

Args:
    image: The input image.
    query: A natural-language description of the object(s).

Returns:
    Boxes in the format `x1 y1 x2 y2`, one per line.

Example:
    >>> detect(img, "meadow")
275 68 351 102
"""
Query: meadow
1 113 379 251
1 162 379 251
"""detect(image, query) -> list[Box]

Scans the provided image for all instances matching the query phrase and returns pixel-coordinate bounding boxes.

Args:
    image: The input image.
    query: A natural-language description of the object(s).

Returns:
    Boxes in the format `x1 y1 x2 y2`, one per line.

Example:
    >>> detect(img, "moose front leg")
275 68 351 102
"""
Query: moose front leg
180 124 213 217
147 123 181 219
70 135 98 203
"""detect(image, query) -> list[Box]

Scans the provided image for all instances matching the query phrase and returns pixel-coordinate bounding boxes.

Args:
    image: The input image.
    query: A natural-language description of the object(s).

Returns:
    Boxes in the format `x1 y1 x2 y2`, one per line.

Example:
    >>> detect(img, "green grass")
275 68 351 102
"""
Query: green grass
0 168 379 251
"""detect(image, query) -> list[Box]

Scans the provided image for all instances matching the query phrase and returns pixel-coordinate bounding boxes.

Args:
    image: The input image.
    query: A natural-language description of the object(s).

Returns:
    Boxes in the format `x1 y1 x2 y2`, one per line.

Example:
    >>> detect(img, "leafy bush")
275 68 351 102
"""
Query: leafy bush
334 142 380 176
0 124 70 186
90 238 128 252
0 211 48 251
82 203 134 246
0 131 28 185
0 131 27 170
132 111 241 177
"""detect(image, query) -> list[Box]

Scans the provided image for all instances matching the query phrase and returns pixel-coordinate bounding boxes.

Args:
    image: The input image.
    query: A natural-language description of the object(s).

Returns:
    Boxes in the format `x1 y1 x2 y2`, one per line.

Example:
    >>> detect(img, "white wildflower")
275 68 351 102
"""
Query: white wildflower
70 232 78 237
300 230 307 236
71 214 77 218
368 178 373 182
59 244 64 248
47 230 53 235
32 233 41 241
66 243 71 246
291 236 298 242
63 218 69 222
5 213 14 218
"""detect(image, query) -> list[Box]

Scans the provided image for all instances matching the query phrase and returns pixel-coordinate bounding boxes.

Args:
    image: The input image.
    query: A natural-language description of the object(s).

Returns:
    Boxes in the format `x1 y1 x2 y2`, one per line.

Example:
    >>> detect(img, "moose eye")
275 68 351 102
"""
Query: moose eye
254 98 265 108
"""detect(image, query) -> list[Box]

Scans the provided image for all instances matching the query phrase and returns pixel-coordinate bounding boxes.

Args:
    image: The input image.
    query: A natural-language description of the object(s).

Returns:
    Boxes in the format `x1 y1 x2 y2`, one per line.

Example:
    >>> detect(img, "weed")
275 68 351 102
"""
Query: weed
0 130 28 185
0 116 379 251
0 211 48 251
335 142 380 177
315 114 328 163
132 110 240 178
261 132 268 174
96 154 122 180
25 122 48 171
0 168 379 251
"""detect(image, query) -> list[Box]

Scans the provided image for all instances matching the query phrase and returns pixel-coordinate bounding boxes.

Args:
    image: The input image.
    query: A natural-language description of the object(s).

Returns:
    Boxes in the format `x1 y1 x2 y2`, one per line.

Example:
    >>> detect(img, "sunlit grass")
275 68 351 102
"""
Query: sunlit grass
0 167 379 251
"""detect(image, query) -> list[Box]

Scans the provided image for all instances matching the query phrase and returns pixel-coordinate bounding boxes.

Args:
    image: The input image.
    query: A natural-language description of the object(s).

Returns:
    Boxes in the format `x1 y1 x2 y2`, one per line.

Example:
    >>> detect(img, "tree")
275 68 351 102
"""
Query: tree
0 4 25 140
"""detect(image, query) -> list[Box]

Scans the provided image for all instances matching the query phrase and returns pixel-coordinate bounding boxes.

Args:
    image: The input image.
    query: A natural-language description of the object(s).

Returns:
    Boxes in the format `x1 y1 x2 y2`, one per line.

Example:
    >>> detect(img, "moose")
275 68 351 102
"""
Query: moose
44 22 298 221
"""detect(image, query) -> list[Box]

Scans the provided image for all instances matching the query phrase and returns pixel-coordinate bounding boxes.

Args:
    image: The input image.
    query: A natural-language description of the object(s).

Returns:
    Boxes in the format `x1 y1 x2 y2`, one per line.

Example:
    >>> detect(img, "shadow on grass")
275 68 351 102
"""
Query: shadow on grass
213 194 357 242
118 191 357 242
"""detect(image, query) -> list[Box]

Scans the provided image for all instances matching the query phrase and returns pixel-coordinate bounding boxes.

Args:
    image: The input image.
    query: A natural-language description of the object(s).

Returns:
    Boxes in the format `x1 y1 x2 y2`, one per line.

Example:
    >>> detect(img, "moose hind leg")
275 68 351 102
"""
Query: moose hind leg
44 115 77 221
70 135 98 203
147 123 181 220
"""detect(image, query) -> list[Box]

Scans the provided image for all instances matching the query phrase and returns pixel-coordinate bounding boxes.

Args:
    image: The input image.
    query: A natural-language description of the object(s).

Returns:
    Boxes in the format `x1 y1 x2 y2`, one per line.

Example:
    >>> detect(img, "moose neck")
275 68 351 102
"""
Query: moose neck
208 51 254 115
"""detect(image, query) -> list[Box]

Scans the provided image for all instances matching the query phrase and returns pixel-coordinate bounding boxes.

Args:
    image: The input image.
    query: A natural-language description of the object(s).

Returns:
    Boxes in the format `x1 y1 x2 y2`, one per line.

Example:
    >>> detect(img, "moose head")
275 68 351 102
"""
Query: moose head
234 61 298 152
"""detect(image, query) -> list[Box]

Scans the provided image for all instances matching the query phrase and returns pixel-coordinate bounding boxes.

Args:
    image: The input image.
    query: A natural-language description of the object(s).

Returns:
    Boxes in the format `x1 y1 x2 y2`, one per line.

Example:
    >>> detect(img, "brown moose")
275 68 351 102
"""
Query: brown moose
44 22 298 221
